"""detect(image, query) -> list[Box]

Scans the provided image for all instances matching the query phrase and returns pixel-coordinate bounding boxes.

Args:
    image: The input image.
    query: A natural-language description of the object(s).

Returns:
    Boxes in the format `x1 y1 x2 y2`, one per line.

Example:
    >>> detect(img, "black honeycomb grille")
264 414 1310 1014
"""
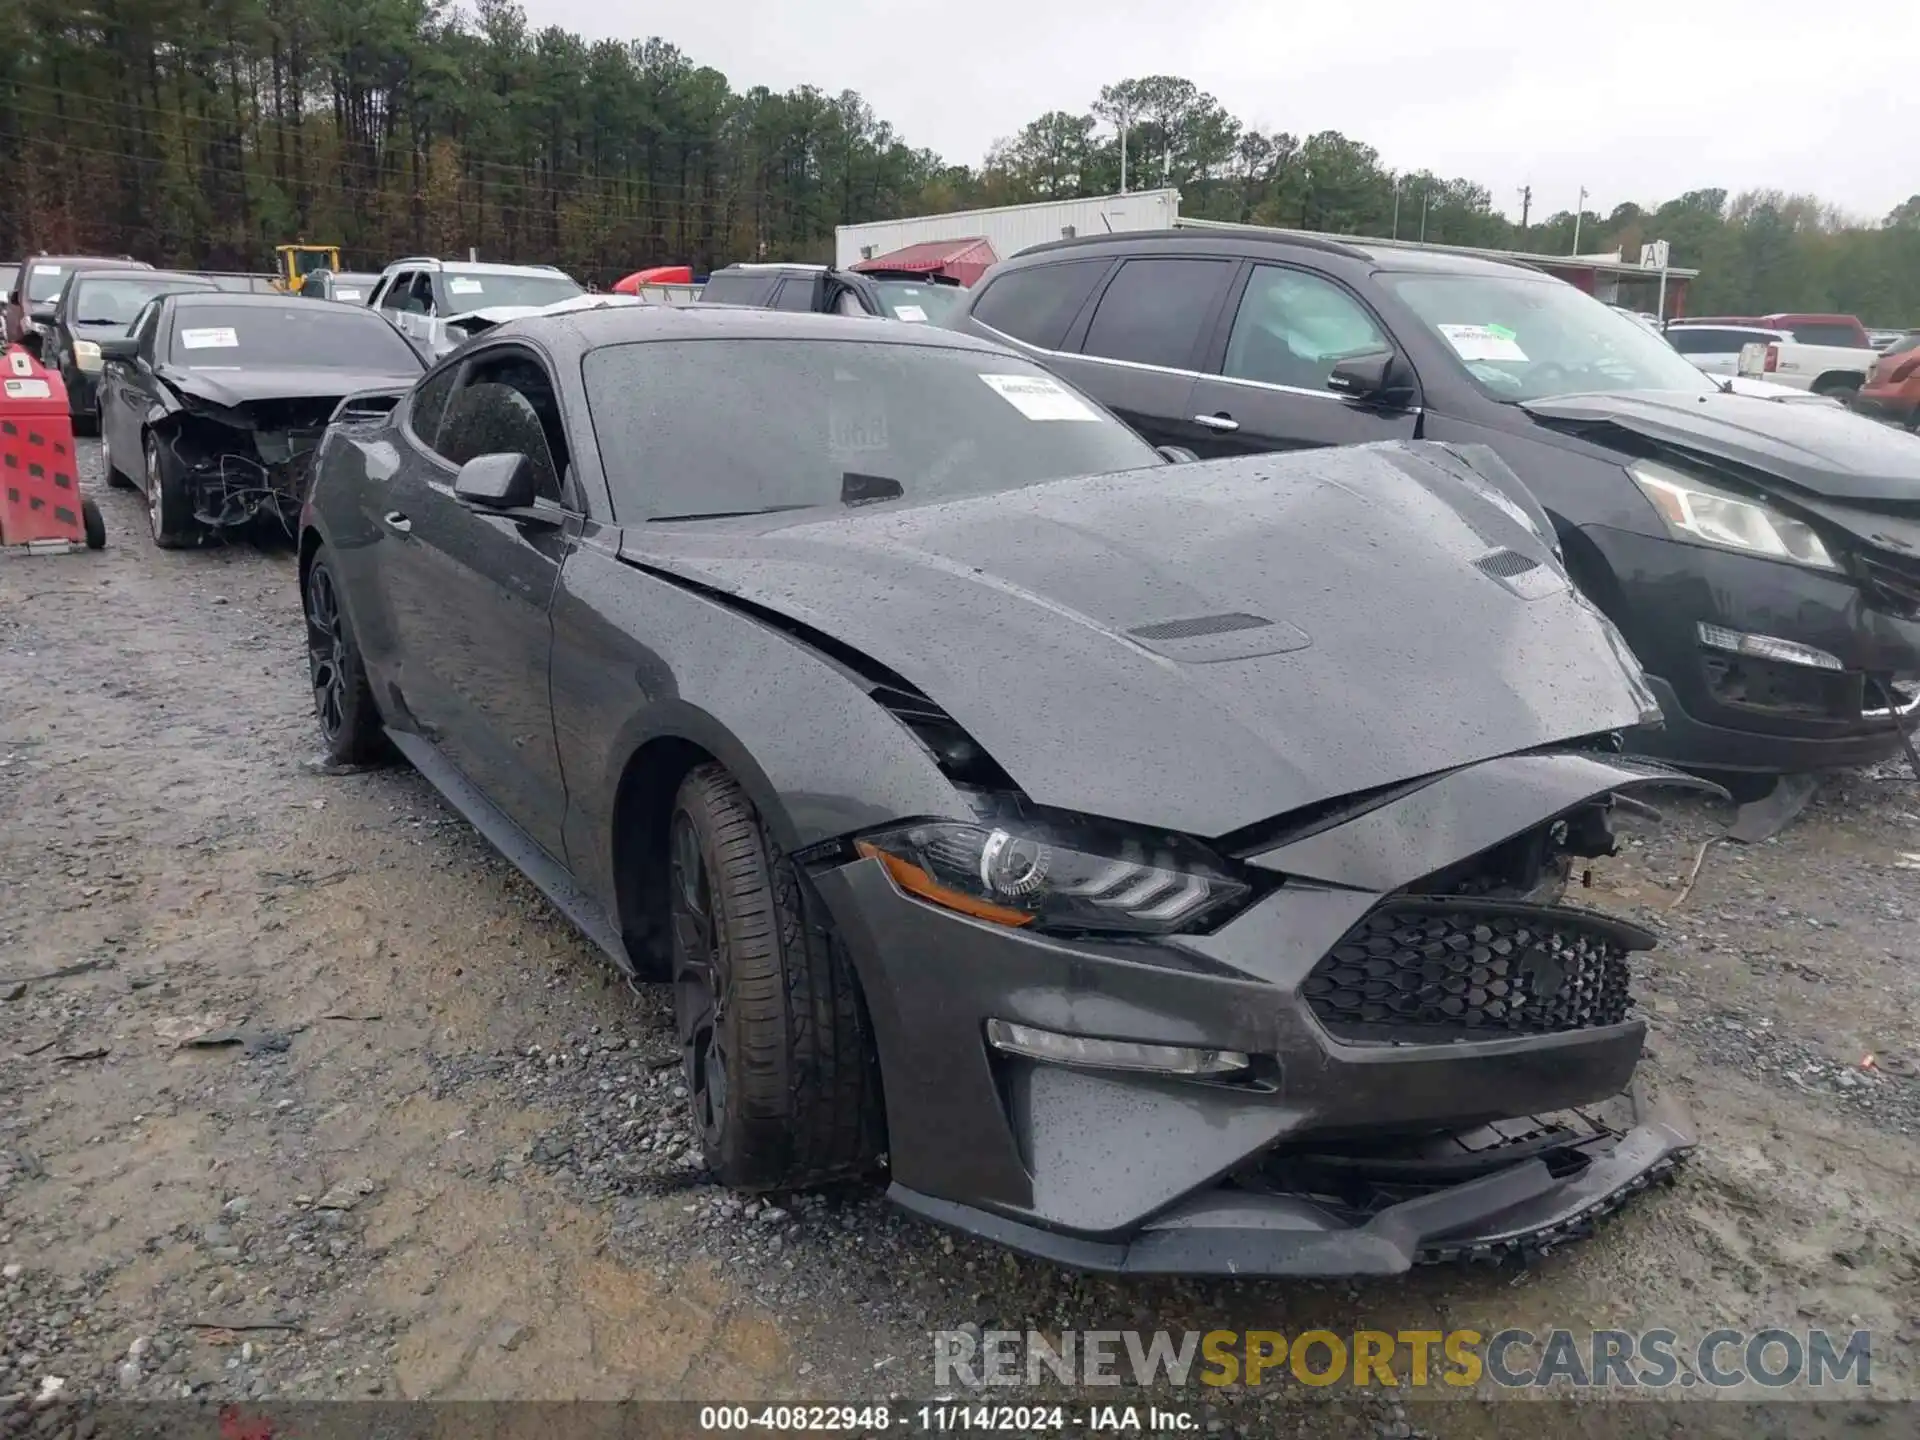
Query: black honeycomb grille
1303 900 1650 1040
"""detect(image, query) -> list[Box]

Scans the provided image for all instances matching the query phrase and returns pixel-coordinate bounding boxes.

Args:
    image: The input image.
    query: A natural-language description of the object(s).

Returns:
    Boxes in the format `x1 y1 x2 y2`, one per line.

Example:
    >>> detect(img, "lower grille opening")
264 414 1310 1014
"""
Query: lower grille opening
1302 898 1651 1042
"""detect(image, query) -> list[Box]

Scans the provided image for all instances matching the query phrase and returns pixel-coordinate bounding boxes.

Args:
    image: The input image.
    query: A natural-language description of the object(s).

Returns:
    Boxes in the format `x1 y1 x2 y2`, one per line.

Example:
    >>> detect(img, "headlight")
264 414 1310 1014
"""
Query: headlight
854 817 1253 935
1629 459 1838 571
73 340 103 372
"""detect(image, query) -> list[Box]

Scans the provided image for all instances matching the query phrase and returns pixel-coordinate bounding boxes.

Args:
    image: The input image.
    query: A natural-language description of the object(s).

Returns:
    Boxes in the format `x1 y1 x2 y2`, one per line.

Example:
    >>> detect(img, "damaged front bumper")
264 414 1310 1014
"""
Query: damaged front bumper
813 750 1713 1278
156 417 328 534
895 1083 1690 1276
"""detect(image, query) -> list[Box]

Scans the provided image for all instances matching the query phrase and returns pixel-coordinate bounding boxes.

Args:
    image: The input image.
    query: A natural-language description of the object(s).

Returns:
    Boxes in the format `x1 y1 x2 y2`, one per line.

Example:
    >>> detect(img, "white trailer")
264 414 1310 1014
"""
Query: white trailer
835 189 1181 270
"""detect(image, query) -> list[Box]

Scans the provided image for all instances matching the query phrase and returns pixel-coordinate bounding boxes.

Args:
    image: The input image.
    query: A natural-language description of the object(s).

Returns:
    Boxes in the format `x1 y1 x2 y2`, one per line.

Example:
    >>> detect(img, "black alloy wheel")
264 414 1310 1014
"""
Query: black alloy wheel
670 809 732 1155
665 764 885 1192
302 551 387 764
306 561 351 746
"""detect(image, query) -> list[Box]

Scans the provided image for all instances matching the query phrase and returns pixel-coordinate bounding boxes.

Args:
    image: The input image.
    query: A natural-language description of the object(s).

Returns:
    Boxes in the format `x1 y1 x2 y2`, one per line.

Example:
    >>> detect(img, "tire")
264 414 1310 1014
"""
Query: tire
668 763 884 1191
144 431 202 549
302 548 389 765
69 388 97 438
81 496 105 550
100 420 133 488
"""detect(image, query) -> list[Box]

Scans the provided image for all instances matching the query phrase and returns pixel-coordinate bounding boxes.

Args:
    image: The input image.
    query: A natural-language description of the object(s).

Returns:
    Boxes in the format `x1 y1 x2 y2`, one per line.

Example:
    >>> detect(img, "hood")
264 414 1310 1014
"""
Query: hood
157 365 423 410
617 442 1659 838
1523 388 1920 505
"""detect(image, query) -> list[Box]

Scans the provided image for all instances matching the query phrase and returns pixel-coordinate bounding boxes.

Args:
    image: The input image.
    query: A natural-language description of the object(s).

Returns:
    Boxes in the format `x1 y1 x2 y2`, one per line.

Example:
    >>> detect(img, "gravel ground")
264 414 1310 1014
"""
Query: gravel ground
3 446 1919 1437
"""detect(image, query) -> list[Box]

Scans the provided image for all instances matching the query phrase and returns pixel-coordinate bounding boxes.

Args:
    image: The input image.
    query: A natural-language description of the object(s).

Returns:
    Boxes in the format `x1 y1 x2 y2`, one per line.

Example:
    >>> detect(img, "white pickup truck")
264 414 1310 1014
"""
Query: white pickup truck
1669 316 1879 399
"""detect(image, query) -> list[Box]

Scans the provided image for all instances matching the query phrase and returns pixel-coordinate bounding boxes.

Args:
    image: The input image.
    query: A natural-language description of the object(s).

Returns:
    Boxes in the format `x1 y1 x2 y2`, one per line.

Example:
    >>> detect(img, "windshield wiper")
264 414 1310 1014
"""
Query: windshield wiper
647 504 816 523
77 318 125 327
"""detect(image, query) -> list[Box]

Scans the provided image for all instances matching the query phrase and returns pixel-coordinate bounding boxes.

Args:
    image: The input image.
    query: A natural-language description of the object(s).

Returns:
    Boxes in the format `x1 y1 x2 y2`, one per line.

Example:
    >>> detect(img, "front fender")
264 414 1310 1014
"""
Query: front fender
550 540 969 912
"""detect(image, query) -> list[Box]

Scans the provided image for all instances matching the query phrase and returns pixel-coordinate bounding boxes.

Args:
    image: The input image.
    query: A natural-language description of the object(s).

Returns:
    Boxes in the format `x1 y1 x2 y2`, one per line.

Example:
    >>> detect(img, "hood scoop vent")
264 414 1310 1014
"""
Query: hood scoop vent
1126 611 1311 664
1473 549 1567 601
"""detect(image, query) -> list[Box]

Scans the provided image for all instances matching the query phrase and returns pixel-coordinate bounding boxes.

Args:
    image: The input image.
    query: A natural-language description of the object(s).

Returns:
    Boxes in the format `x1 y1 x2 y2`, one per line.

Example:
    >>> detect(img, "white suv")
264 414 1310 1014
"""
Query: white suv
365 258 584 355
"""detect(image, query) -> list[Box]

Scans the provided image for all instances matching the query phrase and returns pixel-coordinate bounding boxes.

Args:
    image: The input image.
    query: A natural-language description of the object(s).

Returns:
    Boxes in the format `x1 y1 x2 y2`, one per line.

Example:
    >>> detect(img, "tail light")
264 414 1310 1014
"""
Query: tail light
1764 343 1779 373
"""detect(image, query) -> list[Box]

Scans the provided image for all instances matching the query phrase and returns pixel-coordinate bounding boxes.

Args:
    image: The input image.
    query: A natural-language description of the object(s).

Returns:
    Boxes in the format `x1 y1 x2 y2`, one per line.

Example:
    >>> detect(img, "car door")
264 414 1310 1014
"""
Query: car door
106 300 166 477
99 299 156 466
1184 262 1421 458
381 341 576 858
1045 256 1235 449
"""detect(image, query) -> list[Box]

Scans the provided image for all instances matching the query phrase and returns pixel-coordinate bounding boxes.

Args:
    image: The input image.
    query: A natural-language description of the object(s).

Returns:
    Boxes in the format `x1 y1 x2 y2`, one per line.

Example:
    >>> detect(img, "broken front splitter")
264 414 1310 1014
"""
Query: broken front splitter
890 1081 1691 1278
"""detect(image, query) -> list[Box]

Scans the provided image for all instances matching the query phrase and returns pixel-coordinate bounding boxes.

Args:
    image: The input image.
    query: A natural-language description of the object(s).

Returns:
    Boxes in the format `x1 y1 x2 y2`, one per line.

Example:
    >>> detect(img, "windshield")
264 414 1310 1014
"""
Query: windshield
440 271 583 316
28 264 78 304
70 277 212 328
867 279 966 325
583 338 1161 522
167 305 423 371
1383 272 1716 402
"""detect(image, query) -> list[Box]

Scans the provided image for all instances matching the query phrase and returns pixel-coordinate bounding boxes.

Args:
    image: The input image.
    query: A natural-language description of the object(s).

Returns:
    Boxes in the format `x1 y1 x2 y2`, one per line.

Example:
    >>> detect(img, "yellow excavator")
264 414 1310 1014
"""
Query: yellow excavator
275 242 342 294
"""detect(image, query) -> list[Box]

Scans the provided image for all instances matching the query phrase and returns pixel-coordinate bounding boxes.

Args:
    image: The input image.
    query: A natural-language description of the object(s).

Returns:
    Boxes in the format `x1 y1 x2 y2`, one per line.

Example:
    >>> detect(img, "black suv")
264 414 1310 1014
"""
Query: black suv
948 229 1920 782
696 263 966 325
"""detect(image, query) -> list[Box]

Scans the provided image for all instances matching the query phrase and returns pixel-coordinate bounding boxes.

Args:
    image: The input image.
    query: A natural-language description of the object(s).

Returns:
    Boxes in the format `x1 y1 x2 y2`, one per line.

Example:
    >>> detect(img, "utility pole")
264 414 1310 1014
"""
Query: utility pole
1517 184 1532 233
1571 186 1588 254
1419 186 1429 243
1391 176 1403 240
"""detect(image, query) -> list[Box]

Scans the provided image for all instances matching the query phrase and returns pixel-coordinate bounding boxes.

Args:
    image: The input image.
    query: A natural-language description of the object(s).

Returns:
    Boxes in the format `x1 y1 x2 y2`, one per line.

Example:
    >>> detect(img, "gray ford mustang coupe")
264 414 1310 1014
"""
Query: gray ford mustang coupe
298 305 1710 1276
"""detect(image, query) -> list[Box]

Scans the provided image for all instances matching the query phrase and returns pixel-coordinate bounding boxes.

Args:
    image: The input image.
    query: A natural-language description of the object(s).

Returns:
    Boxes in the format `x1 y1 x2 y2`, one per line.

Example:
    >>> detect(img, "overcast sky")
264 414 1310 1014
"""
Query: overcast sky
525 0 1912 222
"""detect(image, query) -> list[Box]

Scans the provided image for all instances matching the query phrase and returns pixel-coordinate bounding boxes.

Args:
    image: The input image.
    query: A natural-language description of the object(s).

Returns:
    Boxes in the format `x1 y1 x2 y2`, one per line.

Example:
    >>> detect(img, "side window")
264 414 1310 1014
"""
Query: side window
408 274 437 316
1222 266 1389 391
1081 258 1233 370
832 289 868 318
1666 328 1730 354
435 347 570 505
407 365 460 454
969 260 1110 350
771 279 816 312
377 272 413 312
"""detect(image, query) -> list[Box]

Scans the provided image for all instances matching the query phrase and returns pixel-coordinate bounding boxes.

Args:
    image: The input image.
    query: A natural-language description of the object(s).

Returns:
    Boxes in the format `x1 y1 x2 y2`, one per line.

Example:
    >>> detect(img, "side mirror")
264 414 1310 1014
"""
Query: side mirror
1327 351 1414 405
28 305 55 325
453 452 536 510
97 337 138 362
1156 445 1199 464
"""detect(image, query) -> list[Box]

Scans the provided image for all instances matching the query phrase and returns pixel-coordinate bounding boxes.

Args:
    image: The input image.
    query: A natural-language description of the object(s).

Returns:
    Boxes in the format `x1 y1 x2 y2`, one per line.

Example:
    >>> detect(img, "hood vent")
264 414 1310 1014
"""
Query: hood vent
1127 611 1311 664
1473 548 1567 601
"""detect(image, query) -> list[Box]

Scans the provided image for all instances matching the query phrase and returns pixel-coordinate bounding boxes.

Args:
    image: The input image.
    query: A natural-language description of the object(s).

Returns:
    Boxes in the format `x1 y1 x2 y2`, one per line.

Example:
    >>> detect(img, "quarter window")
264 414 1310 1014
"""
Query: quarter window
1080 258 1232 370
969 260 1110 350
407 366 459 454
1223 267 1389 391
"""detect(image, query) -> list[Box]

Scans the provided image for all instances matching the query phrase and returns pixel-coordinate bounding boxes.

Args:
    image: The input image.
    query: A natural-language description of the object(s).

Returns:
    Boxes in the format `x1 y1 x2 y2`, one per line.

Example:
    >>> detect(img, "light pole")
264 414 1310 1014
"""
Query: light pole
1571 186 1589 254
1391 175 1402 240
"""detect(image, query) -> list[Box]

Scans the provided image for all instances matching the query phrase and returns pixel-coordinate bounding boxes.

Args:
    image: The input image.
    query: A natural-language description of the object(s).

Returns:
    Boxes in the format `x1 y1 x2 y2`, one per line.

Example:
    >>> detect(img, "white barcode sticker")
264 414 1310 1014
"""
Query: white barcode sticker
180 327 240 350
979 372 1101 421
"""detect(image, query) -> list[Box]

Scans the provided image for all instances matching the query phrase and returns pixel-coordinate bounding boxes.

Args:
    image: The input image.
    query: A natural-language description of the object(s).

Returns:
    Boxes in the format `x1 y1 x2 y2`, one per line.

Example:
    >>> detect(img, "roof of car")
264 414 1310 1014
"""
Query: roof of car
1007 227 1545 279
493 302 1009 354
27 255 150 268
166 290 366 311
379 258 573 278
69 268 210 285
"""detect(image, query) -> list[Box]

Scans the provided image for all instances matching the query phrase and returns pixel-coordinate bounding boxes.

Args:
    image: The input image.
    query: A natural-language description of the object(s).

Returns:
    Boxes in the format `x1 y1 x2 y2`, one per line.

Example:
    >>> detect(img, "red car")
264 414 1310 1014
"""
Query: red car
1854 332 1920 430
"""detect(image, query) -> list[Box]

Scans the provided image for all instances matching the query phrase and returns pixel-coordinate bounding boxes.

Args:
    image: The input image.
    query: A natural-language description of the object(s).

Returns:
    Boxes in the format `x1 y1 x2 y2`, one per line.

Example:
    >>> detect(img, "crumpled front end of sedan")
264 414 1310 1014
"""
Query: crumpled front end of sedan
677 439 1721 1278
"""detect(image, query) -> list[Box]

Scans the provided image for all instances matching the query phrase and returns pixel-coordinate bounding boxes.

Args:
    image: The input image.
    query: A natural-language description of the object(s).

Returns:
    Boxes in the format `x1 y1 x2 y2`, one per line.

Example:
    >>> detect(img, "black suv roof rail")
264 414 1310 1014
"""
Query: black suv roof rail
1015 226 1373 263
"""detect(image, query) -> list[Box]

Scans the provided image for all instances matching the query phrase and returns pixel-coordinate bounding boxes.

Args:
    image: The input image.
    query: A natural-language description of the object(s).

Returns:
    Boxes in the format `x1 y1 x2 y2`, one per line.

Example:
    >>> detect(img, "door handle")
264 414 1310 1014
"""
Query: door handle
1193 413 1239 432
383 511 411 534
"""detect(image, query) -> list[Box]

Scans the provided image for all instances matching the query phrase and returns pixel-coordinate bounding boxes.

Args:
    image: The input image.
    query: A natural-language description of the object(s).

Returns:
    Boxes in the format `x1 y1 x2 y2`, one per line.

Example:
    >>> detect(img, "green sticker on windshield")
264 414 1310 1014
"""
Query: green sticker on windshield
1486 323 1516 342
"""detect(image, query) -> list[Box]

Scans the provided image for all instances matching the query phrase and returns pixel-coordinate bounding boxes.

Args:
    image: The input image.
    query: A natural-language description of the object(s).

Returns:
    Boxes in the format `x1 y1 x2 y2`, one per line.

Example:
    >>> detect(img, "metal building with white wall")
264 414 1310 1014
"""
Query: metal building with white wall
834 189 1181 270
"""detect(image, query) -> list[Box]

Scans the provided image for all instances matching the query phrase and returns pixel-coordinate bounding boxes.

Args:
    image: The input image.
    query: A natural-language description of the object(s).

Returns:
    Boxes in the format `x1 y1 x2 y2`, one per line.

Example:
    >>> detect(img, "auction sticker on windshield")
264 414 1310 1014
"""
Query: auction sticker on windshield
336 289 362 300
1437 323 1528 363
179 327 240 350
893 304 928 323
448 277 484 295
980 373 1101 421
